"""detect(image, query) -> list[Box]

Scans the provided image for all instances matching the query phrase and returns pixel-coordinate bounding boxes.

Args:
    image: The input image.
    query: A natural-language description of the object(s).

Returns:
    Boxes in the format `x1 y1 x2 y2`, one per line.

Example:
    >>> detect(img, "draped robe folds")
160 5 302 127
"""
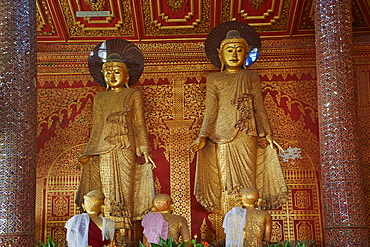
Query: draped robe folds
194 69 288 213
76 88 155 223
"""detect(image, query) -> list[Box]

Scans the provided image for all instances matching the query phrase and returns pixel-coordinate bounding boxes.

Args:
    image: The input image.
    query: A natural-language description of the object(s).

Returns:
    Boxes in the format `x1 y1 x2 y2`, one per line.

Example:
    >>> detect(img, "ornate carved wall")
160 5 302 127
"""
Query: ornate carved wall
34 0 370 246
35 38 322 244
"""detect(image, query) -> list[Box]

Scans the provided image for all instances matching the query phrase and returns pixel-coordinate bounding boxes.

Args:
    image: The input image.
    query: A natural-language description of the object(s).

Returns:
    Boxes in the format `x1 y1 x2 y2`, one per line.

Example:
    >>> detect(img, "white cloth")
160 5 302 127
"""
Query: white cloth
223 207 247 247
64 213 115 247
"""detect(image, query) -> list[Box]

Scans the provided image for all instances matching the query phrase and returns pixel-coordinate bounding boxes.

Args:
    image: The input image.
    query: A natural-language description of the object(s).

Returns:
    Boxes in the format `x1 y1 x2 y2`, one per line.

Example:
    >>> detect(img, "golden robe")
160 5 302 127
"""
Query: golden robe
195 69 288 213
76 88 154 222
243 211 266 247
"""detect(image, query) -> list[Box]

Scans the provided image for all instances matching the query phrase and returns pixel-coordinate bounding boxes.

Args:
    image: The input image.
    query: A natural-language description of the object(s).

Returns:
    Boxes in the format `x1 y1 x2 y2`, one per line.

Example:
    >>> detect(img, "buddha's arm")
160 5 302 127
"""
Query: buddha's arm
80 94 104 164
251 72 273 139
264 213 272 242
199 78 218 138
190 77 218 152
179 218 191 246
132 90 150 154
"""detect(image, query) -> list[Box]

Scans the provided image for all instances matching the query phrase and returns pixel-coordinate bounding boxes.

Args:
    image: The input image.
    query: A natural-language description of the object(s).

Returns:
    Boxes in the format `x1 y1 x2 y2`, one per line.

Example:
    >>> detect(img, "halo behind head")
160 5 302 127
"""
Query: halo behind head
88 39 144 87
205 21 261 68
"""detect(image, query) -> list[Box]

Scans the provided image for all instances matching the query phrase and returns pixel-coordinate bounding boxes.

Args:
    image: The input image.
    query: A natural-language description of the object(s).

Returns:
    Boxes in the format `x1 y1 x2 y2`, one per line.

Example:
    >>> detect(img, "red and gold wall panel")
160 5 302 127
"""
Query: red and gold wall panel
33 0 370 246
36 38 330 245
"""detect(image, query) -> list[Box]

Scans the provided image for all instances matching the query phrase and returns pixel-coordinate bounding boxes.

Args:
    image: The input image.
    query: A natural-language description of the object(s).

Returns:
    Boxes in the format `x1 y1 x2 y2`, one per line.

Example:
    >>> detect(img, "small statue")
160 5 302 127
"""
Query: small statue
76 49 155 237
223 188 272 247
190 25 287 213
141 194 191 246
65 190 115 247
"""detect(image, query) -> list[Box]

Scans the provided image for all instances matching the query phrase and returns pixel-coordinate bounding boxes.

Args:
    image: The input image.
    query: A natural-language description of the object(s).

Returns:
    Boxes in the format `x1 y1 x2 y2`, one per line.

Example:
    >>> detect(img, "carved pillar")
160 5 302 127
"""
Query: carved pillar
314 0 369 246
0 0 37 245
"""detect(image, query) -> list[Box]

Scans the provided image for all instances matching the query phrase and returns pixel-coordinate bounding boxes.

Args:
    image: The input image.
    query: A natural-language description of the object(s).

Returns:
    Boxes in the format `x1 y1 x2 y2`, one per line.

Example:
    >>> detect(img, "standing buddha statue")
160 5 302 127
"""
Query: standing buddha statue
76 40 155 240
190 23 288 214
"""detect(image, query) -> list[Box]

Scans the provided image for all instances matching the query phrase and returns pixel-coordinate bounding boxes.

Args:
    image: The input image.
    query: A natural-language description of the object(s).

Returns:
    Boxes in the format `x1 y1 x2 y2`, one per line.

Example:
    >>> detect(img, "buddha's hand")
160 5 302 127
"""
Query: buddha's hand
76 155 92 169
143 152 156 169
266 134 285 154
189 137 207 153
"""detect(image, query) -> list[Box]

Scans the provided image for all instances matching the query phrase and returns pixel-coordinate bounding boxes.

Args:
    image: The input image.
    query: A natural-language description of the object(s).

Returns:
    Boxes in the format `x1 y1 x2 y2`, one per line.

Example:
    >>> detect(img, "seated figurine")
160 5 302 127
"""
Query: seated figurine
141 194 191 246
65 190 115 247
223 188 272 247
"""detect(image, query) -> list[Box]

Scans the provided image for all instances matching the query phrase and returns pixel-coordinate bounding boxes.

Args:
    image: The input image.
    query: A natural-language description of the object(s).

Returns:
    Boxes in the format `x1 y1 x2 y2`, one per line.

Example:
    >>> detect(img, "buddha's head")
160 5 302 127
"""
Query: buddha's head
82 190 105 215
102 53 129 90
240 188 259 207
152 194 174 213
218 30 249 72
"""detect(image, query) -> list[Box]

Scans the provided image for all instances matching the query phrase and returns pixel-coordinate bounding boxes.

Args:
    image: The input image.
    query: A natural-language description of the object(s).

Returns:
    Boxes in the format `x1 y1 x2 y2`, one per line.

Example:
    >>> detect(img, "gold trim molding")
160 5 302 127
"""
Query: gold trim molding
150 0 202 29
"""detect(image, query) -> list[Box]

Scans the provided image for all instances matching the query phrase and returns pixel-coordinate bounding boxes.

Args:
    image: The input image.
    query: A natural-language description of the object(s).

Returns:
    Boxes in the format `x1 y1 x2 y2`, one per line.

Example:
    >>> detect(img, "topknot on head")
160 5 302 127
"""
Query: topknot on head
219 30 248 51
102 53 128 72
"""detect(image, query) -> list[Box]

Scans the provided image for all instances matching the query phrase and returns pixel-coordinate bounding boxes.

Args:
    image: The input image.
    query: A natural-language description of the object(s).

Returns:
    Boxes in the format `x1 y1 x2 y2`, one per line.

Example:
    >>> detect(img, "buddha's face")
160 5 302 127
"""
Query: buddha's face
103 65 128 90
220 42 248 72
82 197 104 215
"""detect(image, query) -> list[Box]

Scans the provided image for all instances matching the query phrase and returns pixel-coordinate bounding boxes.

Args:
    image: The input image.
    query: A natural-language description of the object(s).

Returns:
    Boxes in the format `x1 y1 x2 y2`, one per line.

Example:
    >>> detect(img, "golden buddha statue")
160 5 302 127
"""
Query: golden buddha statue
141 194 191 246
190 27 288 214
65 190 115 247
76 52 155 235
223 188 272 247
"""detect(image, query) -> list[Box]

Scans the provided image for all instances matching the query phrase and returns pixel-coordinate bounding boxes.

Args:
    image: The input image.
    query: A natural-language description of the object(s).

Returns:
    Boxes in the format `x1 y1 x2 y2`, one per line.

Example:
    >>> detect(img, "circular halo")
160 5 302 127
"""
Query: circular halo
88 39 144 87
205 21 261 68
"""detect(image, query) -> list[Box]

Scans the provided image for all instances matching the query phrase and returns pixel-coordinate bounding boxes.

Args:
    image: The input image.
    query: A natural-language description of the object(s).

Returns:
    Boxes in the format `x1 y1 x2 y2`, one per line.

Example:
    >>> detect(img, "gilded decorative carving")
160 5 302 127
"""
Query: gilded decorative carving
84 0 105 11
58 0 134 36
352 0 366 27
221 0 292 32
53 196 69 217
299 0 314 29
36 1 47 31
137 72 210 231
142 0 210 35
35 41 333 244
237 0 283 23
271 221 283 242
294 191 311 209
249 0 267 9
153 0 201 27
36 0 370 41
36 0 56 35
166 0 185 11
296 221 314 240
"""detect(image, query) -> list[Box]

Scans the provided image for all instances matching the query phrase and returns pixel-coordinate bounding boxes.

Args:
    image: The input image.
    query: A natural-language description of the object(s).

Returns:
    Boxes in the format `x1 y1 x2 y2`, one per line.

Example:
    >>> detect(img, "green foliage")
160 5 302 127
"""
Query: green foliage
139 237 184 247
35 236 65 247
267 240 308 247
190 238 208 247
139 237 208 247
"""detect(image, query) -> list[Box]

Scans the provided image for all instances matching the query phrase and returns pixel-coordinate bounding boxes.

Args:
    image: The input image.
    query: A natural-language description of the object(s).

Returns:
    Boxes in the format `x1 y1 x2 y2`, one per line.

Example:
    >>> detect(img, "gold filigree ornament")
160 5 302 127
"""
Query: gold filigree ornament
249 0 267 9
84 0 105 11
166 0 185 11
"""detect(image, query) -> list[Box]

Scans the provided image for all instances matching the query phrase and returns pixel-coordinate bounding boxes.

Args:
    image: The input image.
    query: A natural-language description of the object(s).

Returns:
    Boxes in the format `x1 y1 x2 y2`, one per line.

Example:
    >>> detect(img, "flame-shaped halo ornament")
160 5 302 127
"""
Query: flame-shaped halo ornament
88 39 144 87
205 21 261 68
